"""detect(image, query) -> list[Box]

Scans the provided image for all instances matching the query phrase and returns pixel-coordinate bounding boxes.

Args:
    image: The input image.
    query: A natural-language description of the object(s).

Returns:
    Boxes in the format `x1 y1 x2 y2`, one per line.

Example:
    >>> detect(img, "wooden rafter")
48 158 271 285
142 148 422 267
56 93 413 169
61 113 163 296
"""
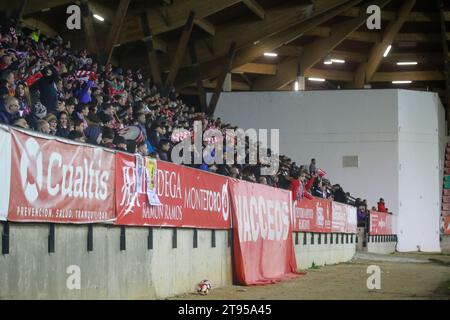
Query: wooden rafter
189 42 207 112
232 63 277 75
120 0 242 41
141 12 163 86
353 0 416 88
104 0 131 64
194 18 215 36
208 42 237 116
340 7 436 22
165 11 196 88
80 0 98 55
175 0 357 88
243 0 265 19
23 0 73 16
253 0 391 90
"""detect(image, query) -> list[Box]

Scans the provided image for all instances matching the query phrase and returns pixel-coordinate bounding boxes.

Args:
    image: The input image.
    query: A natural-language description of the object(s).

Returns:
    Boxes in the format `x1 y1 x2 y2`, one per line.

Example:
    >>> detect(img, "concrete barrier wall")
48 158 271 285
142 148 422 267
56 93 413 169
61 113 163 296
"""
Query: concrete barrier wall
0 223 232 299
1 223 360 299
293 233 356 270
366 235 397 255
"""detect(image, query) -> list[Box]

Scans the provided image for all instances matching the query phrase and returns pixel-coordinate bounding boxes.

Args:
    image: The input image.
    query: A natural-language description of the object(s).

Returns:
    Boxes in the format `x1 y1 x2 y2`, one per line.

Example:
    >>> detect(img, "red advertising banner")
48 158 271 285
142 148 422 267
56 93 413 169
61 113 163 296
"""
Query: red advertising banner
8 129 115 223
444 216 450 235
369 211 393 235
115 153 231 229
331 202 347 233
229 180 299 285
292 198 332 233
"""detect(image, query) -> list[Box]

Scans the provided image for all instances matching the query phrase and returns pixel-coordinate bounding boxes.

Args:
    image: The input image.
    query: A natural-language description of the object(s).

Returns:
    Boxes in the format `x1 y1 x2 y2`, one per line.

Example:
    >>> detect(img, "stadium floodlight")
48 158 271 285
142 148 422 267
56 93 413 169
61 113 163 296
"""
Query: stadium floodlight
264 52 278 57
396 61 418 65
93 14 105 22
323 60 332 65
308 77 325 82
383 45 392 57
392 80 412 84
331 59 345 64
294 80 299 91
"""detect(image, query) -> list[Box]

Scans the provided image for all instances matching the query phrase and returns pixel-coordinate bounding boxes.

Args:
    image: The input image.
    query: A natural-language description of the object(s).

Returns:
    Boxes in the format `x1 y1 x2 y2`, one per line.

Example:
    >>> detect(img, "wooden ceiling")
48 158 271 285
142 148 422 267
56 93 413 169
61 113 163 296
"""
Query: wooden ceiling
8 0 450 108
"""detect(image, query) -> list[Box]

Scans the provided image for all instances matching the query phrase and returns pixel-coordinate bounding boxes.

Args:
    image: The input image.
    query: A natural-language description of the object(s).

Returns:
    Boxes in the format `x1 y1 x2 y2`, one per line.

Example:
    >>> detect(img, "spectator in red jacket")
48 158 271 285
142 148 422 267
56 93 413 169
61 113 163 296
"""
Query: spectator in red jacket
290 169 315 202
377 198 387 212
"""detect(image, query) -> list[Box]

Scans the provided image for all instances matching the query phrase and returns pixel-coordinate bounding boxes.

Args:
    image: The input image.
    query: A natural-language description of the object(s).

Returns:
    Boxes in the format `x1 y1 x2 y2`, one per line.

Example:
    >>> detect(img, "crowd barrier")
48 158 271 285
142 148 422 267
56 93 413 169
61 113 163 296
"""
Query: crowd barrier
366 210 397 254
0 125 359 297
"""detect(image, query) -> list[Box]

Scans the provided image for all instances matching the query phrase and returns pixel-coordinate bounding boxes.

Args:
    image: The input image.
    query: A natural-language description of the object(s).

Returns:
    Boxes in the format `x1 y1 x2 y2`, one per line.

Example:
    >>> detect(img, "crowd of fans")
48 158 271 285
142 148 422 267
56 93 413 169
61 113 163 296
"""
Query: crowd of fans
0 21 386 224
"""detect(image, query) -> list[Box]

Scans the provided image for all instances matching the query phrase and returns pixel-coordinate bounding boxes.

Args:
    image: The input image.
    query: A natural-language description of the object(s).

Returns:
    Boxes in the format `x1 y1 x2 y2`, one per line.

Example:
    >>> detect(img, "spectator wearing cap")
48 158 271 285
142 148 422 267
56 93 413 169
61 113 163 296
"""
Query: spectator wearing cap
44 113 57 135
56 111 70 138
25 101 47 130
0 95 19 125
84 125 102 145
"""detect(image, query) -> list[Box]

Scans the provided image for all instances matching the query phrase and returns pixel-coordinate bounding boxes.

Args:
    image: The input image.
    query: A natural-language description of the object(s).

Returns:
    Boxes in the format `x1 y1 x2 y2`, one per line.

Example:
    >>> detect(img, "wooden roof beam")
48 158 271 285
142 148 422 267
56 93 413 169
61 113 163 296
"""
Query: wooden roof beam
175 0 359 88
232 63 277 75
252 0 391 90
354 0 416 88
104 0 131 64
194 18 215 36
243 0 265 19
23 0 73 15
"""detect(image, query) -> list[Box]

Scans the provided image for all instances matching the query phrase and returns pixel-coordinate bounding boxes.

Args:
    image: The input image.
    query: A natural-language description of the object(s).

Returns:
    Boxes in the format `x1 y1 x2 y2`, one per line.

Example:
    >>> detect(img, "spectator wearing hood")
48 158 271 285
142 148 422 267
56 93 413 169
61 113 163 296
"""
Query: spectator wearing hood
333 184 347 204
37 65 59 114
25 101 47 129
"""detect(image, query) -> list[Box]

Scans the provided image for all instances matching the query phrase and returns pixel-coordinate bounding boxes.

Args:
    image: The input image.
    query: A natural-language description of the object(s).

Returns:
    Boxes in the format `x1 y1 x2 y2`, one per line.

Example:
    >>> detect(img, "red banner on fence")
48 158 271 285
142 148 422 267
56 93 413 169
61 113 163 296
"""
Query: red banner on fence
369 211 393 235
229 180 299 285
444 216 450 235
115 153 231 229
8 129 115 223
331 202 347 233
292 198 332 233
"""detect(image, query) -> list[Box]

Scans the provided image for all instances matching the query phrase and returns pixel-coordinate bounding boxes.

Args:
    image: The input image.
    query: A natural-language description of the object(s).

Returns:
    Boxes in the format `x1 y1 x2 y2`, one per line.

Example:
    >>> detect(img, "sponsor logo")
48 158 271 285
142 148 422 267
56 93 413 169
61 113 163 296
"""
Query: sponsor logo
18 137 110 203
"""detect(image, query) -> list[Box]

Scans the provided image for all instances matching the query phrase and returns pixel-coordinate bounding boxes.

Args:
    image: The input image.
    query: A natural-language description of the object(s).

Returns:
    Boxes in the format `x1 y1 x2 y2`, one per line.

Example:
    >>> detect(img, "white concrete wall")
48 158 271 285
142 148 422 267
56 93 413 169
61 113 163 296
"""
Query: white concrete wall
367 236 397 255
293 233 356 270
214 89 444 252
0 224 232 299
397 91 442 252
214 90 399 211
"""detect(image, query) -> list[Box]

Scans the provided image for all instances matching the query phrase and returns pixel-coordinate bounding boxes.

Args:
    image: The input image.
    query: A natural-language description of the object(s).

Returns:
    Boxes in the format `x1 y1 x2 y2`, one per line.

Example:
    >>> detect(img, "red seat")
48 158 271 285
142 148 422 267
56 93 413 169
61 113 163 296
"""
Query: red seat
443 203 450 211
443 196 450 203
442 211 450 217
444 189 450 196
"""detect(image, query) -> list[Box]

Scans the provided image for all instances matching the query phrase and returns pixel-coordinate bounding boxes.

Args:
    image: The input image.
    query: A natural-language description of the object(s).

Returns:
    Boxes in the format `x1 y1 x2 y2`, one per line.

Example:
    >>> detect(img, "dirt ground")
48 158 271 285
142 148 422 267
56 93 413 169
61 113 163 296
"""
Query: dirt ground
172 252 450 300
